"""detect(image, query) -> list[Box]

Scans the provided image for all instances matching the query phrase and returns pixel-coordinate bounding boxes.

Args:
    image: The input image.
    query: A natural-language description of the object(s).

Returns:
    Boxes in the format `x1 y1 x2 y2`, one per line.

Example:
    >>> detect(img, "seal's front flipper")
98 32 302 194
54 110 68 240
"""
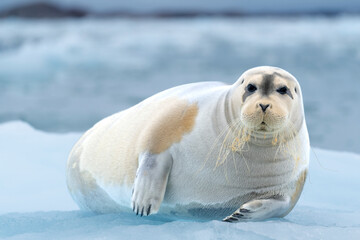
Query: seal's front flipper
131 151 172 216
223 196 290 222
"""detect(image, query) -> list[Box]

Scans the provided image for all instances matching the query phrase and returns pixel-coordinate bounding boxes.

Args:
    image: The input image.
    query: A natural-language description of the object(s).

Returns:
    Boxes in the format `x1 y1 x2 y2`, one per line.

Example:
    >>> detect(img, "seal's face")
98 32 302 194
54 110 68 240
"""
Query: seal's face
231 67 301 133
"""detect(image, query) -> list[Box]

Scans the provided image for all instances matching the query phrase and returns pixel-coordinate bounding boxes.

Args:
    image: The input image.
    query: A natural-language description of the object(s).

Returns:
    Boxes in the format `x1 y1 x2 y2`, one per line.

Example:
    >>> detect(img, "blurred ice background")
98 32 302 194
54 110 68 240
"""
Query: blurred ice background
1 16 360 152
0 0 360 239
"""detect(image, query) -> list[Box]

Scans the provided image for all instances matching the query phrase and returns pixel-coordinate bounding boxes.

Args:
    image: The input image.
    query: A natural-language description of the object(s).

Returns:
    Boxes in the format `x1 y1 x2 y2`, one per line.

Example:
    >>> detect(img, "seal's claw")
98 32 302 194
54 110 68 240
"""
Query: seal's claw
223 205 263 222
233 213 244 217
140 207 144 217
223 210 249 222
239 208 251 213
147 205 152 216
223 216 240 222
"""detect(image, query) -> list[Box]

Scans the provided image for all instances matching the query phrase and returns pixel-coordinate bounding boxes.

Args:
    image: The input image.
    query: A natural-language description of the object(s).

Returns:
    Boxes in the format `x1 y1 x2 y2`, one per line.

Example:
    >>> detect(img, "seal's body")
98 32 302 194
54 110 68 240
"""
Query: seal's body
67 66 310 221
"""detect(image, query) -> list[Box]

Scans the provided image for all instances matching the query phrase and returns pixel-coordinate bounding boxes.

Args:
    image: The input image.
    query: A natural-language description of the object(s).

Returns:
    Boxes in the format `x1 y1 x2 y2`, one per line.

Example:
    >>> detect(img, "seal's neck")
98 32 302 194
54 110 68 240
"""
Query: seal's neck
223 90 237 127
249 128 299 147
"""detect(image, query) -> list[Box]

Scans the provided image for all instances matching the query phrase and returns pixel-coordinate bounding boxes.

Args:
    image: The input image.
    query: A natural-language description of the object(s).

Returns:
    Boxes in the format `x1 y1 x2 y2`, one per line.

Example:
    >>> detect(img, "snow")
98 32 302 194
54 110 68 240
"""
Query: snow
0 121 359 239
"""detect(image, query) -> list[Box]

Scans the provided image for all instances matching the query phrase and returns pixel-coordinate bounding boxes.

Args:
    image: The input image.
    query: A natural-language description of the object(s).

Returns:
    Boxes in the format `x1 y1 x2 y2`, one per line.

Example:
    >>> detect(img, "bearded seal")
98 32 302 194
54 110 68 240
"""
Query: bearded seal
66 66 310 222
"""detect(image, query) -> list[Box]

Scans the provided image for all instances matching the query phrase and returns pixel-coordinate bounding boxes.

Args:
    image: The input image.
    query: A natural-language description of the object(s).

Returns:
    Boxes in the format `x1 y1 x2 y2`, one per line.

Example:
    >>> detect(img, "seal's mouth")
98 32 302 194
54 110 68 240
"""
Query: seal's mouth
256 121 269 132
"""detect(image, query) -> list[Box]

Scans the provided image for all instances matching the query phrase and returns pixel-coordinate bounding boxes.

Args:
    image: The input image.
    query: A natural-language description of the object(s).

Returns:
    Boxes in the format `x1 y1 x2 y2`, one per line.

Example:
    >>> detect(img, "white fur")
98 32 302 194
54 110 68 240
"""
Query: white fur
67 67 310 220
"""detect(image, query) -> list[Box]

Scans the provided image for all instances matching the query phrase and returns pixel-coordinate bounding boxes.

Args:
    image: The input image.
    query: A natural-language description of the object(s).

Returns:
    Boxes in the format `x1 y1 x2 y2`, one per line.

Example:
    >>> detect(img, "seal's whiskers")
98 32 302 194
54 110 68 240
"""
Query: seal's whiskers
214 120 252 171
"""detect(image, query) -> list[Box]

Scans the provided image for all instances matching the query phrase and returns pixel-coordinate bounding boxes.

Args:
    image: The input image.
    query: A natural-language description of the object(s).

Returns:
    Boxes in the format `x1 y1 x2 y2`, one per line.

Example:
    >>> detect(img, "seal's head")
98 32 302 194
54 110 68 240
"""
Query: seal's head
230 66 304 133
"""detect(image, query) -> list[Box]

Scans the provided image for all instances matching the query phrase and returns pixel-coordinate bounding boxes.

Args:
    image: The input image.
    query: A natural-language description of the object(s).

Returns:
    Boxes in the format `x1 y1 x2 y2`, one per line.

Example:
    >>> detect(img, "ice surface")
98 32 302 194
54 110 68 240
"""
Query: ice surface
0 17 360 153
0 121 79 213
0 121 359 239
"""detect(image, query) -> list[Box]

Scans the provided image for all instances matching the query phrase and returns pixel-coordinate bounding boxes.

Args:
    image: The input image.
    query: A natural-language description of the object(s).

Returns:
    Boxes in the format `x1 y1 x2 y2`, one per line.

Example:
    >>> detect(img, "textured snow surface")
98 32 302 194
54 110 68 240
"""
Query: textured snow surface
0 121 359 239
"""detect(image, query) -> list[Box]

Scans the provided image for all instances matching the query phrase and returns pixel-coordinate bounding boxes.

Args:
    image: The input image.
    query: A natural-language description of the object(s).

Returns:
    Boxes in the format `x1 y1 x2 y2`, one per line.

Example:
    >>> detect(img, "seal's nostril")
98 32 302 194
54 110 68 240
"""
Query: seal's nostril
259 104 270 112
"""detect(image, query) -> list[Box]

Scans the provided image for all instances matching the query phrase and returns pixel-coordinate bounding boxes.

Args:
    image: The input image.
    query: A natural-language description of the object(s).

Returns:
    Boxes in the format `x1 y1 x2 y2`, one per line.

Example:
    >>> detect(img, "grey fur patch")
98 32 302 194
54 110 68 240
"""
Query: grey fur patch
242 88 255 103
261 74 274 96
285 87 294 99
277 86 294 99
241 71 295 102
142 152 157 169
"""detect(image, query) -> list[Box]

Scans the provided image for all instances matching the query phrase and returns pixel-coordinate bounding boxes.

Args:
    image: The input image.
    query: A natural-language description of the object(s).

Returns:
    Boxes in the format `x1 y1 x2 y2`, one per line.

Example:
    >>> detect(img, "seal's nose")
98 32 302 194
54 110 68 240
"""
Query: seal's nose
259 104 270 112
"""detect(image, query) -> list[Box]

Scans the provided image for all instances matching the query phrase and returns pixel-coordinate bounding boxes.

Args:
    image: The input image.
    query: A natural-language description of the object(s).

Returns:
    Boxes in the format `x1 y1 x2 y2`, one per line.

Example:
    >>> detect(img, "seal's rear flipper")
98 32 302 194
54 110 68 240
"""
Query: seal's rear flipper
131 151 173 216
223 196 290 222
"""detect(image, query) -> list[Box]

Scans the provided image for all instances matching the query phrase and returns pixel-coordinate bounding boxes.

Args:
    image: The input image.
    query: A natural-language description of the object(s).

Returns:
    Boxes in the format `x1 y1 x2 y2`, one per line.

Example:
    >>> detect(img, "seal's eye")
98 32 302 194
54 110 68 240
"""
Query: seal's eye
246 84 257 93
277 86 288 95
